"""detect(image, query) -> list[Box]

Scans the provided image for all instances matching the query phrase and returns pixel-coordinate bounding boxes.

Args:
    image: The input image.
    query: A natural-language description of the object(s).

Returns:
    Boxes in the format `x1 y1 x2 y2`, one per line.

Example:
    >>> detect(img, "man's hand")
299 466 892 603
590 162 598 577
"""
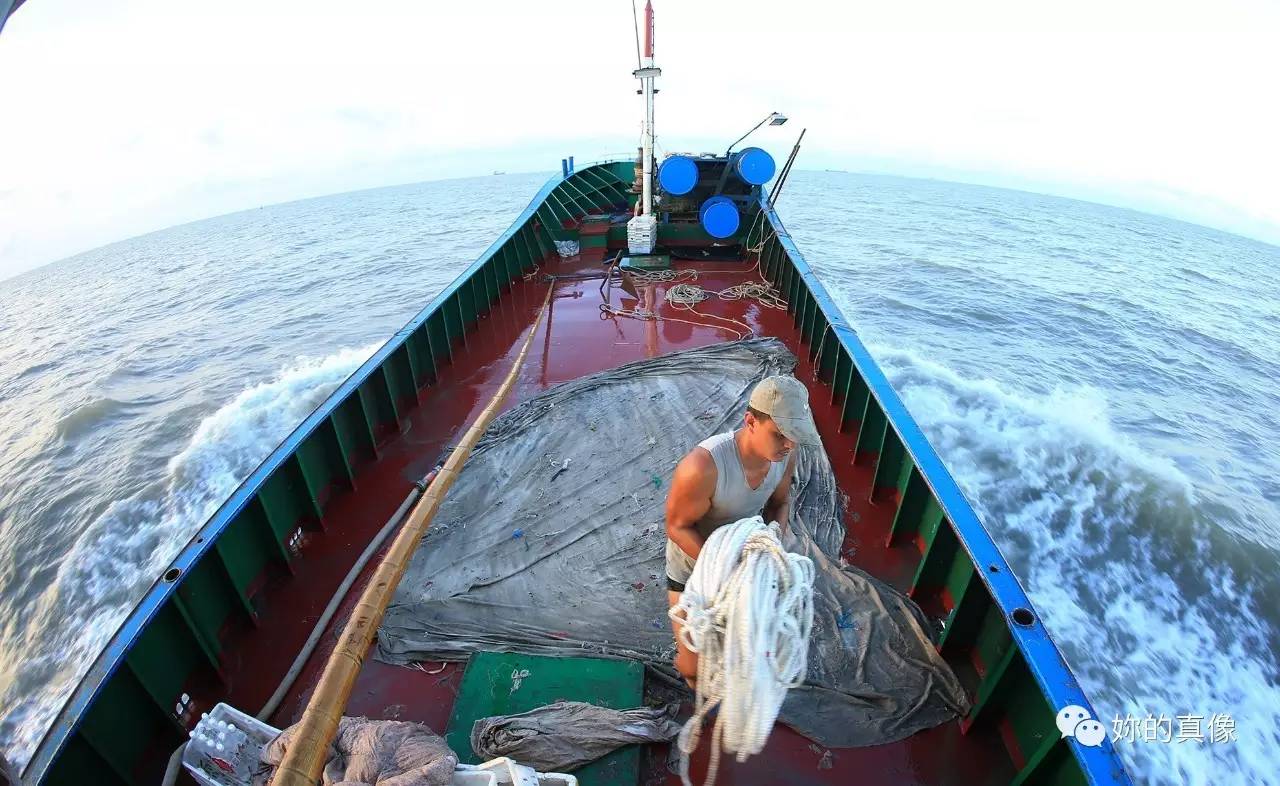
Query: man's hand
665 449 716 560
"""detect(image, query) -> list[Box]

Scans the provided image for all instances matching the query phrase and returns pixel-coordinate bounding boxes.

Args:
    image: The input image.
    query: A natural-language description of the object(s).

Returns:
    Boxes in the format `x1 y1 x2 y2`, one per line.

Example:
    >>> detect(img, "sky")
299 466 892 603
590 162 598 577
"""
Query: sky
1 0 1278 280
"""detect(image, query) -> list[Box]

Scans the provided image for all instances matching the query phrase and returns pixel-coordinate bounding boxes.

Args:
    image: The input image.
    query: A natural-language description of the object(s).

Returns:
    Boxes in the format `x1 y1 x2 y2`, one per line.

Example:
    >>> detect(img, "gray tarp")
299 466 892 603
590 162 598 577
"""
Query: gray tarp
470 702 682 772
378 338 970 747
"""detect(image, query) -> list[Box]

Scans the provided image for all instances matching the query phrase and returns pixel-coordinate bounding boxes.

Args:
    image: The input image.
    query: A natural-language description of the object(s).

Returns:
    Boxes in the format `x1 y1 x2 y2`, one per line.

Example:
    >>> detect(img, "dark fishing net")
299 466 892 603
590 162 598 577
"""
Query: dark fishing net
377 338 970 747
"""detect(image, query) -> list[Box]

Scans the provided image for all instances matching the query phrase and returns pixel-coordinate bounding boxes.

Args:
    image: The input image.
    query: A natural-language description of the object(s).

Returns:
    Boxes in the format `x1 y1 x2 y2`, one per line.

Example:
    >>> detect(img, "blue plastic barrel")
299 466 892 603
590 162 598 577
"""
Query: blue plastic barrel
658 155 699 196
699 196 740 239
730 147 776 185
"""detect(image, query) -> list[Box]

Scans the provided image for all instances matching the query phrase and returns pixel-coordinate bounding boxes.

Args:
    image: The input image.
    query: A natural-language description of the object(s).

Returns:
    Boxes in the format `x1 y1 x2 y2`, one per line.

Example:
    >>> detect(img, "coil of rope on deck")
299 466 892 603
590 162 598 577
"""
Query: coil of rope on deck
669 516 815 786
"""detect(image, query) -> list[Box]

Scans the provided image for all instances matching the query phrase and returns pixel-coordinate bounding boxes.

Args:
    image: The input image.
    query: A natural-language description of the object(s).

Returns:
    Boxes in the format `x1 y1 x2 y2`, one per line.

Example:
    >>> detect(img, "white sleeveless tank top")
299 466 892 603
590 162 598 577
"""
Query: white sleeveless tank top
665 430 789 584
690 430 788 539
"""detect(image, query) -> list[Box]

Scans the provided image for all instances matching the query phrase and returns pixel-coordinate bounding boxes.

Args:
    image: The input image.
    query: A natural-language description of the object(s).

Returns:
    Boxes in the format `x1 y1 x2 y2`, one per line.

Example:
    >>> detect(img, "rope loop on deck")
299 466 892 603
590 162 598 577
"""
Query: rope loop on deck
666 282 711 309
717 281 787 310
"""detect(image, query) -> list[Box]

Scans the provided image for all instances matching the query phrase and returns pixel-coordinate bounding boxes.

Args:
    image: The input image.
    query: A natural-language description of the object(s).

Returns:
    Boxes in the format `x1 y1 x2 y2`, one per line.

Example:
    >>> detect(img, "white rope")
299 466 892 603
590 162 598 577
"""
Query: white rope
598 301 751 341
599 264 753 340
666 282 711 309
717 281 787 310
669 516 815 786
628 267 698 285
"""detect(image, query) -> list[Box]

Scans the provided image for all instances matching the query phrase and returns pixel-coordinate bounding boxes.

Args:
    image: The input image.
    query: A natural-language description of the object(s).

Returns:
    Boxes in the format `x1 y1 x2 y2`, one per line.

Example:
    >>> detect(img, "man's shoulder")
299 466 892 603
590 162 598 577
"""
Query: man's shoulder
675 445 717 487
680 445 716 471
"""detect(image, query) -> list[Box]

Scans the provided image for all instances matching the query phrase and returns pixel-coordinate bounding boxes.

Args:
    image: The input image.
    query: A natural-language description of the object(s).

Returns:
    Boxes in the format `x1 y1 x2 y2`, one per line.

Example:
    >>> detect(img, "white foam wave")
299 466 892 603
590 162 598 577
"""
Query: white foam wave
871 344 1280 786
0 342 379 770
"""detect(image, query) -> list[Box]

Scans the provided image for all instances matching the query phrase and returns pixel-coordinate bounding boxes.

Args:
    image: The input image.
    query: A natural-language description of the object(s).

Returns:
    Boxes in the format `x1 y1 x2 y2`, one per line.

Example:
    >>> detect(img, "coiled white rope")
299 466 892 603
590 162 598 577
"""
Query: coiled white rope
598 301 752 341
666 282 711 309
669 516 815 786
597 261 785 341
628 267 698 285
717 281 787 310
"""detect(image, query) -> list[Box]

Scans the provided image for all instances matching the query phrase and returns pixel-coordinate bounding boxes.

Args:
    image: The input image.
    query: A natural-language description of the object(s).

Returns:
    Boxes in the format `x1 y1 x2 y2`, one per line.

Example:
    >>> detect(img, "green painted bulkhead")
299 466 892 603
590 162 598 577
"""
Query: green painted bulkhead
24 162 1128 786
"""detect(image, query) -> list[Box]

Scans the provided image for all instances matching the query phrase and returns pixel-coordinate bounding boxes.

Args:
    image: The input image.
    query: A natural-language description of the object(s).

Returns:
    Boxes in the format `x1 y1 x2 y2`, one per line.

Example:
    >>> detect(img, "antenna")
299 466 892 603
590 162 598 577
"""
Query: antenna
635 1 659 217
630 0 643 71
626 1 661 254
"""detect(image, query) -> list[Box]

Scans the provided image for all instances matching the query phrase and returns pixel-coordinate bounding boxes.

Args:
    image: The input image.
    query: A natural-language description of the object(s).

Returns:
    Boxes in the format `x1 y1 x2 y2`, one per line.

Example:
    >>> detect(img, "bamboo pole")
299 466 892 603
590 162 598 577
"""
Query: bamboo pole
272 285 555 786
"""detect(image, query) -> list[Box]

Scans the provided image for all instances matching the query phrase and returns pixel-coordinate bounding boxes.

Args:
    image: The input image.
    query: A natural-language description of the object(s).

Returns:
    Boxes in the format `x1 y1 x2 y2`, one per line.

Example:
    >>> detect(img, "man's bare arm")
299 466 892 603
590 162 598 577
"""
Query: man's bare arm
665 449 716 561
763 452 797 534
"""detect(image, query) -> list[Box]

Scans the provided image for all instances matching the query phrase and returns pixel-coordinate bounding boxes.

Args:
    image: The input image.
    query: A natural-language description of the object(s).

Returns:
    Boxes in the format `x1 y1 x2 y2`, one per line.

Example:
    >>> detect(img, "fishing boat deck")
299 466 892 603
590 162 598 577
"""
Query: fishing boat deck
169 248 1014 785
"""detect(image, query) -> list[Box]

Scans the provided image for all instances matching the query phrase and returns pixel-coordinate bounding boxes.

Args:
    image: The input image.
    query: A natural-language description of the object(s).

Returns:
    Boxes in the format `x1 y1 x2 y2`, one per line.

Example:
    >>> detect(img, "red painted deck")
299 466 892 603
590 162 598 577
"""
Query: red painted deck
175 248 1013 785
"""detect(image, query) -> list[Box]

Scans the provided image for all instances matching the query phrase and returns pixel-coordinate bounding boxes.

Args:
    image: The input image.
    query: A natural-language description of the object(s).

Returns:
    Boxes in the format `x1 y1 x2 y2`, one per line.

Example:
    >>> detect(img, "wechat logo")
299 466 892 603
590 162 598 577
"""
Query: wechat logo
1057 705 1106 748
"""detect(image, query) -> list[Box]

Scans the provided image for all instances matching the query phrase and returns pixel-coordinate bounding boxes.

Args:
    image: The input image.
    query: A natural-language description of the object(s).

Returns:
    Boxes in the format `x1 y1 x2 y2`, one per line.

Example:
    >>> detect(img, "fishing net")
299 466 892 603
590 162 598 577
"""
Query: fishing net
470 701 682 772
255 717 457 786
377 338 970 747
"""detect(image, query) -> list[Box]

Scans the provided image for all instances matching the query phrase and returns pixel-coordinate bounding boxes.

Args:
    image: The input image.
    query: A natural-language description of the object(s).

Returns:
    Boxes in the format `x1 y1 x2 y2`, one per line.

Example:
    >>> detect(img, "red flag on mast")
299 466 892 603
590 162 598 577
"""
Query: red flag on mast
644 0 654 59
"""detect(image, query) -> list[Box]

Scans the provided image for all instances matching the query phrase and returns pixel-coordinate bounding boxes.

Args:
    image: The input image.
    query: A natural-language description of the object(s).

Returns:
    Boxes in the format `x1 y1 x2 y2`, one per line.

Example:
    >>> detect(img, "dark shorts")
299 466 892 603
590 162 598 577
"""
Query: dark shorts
665 538 695 593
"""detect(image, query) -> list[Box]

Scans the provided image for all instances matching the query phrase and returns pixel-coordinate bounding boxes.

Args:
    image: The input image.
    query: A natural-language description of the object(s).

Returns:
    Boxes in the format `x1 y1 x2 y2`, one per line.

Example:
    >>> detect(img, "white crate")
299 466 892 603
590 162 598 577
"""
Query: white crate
452 757 578 786
182 703 280 786
626 214 657 254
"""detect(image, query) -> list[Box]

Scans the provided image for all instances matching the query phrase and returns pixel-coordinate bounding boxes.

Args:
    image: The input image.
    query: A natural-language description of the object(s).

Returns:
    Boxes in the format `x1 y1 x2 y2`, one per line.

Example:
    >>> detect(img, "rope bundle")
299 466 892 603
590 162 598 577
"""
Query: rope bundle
666 282 711 309
627 267 698 285
595 256 789 341
717 281 787 310
598 301 751 341
669 516 815 786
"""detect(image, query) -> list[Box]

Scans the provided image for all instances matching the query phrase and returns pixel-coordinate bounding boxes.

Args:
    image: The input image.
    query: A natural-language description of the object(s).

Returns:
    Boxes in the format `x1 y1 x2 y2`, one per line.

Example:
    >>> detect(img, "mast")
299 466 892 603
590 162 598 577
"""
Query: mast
627 1 661 253
636 1 659 216
641 0 655 215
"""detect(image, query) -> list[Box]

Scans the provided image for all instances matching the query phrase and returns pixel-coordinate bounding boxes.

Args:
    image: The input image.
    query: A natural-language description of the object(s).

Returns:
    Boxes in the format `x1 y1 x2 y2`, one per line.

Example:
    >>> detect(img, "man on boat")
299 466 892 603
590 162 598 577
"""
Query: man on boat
664 374 822 688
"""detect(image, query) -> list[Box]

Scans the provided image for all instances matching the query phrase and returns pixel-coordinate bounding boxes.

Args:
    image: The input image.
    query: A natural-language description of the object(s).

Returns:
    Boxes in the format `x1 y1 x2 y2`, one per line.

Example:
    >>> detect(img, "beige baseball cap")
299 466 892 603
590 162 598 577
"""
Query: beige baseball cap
748 375 822 446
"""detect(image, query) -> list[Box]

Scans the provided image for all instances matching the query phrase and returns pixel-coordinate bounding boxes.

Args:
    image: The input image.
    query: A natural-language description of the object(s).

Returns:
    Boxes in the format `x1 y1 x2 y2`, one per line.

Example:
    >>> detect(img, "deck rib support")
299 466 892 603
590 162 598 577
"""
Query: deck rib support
829 348 846 406
910 513 959 596
1011 732 1070 786
253 496 295 572
557 179 595 212
816 318 838 382
348 389 381 460
964 641 1021 733
289 453 324 527
939 566 989 656
521 226 541 270
888 468 929 545
872 427 911 501
840 364 868 435
555 182 589 214
546 190 576 225
854 396 888 466
427 310 452 367
405 327 435 387
169 593 223 679
212 538 258 623
444 295 466 351
458 281 477 332
73 722 134 786
537 202 565 234
374 366 402 432
323 418 357 490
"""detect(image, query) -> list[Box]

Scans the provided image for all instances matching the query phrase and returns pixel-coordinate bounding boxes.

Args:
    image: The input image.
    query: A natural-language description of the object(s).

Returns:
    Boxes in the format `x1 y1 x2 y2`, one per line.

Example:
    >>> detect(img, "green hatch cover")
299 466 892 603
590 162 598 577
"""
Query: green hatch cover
444 651 645 786
619 254 671 272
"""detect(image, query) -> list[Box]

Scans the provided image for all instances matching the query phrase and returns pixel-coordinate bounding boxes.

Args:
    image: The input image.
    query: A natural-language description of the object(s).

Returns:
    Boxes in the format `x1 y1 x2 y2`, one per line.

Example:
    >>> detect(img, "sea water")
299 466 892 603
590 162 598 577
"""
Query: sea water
0 171 1276 784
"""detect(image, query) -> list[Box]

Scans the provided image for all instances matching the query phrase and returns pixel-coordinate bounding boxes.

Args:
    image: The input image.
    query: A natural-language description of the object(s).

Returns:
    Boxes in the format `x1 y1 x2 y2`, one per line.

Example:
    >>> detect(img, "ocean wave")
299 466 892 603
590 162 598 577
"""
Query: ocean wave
0 342 379 770
51 397 133 441
871 344 1280 786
